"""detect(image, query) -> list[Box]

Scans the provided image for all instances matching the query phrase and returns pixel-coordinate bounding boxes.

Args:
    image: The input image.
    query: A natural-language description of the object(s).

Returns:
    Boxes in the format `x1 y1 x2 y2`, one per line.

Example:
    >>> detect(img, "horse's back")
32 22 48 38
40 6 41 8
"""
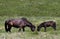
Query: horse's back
6 18 27 26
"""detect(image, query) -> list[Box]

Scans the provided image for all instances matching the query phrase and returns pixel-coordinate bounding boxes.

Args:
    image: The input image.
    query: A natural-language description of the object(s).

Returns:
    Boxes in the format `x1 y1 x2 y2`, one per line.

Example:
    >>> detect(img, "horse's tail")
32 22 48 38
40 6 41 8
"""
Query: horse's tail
5 21 8 32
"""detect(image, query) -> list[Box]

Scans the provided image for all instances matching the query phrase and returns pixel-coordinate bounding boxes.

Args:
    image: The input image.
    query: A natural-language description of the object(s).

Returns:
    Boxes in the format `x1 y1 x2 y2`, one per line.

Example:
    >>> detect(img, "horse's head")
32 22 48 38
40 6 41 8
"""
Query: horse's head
26 22 36 32
24 19 36 32
30 25 36 32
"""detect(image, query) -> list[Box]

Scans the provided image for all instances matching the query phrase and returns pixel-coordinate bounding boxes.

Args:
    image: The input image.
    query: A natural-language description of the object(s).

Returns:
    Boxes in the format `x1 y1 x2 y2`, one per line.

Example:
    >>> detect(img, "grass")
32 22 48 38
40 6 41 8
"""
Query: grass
0 0 60 16
0 0 60 39
0 32 59 39
0 16 60 39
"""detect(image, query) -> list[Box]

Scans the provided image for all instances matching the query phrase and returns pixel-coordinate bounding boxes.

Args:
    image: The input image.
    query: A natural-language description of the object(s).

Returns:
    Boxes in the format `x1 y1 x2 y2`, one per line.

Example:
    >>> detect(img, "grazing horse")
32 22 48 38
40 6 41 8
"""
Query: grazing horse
5 18 35 32
37 21 56 32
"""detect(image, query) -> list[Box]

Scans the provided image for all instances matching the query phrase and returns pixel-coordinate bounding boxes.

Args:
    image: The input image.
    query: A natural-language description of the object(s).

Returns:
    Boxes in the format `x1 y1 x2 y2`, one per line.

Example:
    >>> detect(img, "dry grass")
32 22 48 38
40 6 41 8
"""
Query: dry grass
0 32 60 39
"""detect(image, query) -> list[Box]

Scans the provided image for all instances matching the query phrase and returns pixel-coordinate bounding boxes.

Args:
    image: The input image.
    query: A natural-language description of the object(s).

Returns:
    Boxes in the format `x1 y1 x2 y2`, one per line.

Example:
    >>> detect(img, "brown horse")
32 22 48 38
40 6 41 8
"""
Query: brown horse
37 21 56 32
5 18 35 32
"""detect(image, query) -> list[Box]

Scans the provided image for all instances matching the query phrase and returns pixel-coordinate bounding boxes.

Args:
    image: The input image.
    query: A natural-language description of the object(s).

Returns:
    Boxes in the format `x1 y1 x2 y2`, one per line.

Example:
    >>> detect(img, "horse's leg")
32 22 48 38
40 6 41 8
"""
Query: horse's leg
22 26 25 32
18 27 21 32
44 27 46 32
8 25 12 32
17 26 21 32
9 26 12 32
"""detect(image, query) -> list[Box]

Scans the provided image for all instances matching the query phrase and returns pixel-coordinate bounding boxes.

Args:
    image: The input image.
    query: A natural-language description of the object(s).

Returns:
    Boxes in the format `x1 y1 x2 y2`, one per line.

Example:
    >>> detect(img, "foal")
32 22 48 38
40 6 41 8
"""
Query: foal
37 21 56 32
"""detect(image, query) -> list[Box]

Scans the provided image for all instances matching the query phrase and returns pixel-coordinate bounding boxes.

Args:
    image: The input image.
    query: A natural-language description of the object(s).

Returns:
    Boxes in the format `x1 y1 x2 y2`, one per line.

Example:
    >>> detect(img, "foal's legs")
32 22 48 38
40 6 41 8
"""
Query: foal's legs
51 23 56 31
44 27 46 32
52 26 56 31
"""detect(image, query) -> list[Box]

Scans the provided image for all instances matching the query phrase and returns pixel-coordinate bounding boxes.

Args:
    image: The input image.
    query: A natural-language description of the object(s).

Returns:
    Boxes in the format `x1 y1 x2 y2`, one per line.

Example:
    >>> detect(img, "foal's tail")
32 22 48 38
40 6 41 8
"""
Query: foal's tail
5 21 8 32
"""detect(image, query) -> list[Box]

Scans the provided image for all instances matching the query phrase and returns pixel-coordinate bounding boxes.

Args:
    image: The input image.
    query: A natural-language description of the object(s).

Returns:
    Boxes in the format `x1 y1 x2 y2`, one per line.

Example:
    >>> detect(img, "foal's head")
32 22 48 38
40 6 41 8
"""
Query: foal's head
37 23 44 31
37 25 41 31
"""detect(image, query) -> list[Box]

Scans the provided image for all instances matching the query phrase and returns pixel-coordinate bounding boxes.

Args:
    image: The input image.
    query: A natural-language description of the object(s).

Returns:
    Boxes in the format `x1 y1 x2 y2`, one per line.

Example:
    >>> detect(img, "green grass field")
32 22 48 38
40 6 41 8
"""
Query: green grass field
0 0 60 16
0 16 60 39
0 0 60 39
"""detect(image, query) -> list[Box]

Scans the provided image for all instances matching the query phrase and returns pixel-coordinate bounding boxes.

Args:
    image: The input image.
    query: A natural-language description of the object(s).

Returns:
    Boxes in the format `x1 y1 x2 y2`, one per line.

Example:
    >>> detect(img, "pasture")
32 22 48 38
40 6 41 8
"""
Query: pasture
0 0 60 39
0 16 60 39
0 0 60 17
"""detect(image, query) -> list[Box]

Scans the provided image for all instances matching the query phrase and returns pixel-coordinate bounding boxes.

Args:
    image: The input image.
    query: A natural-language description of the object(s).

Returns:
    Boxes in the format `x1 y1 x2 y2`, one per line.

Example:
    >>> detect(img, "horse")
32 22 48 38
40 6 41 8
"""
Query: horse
37 21 56 32
5 18 35 32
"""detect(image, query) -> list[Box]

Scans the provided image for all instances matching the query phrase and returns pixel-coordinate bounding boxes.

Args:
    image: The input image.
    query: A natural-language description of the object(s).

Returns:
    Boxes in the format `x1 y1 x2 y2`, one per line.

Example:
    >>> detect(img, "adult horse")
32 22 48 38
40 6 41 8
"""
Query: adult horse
37 21 56 32
5 18 35 32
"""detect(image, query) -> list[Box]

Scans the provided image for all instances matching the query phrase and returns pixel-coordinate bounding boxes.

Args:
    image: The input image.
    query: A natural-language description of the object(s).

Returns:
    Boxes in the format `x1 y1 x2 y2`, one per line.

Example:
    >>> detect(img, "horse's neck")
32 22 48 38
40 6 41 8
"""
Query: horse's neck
26 23 32 27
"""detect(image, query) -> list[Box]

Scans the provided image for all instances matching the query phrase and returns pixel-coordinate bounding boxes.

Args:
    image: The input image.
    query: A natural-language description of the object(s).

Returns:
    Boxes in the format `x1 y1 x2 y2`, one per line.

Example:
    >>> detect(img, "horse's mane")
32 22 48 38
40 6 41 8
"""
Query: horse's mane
21 18 27 20
22 18 33 25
